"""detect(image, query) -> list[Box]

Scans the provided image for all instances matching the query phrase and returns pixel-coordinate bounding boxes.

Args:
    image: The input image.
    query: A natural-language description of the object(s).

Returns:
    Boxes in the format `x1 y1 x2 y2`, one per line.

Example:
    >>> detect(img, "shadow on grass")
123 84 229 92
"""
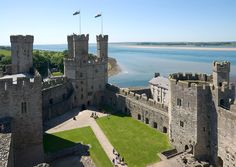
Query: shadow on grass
44 133 90 166
44 133 75 153
43 133 89 155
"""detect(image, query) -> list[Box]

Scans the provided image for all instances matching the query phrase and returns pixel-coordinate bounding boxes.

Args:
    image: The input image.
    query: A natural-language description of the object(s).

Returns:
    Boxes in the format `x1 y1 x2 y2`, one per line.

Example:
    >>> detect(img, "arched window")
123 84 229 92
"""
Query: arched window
153 122 157 129
163 126 167 133
138 114 141 120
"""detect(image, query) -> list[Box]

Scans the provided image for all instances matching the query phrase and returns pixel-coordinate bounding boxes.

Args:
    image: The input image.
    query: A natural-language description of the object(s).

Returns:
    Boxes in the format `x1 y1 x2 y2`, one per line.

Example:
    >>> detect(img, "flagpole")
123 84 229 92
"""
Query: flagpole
79 10 81 35
73 35 75 57
101 12 103 36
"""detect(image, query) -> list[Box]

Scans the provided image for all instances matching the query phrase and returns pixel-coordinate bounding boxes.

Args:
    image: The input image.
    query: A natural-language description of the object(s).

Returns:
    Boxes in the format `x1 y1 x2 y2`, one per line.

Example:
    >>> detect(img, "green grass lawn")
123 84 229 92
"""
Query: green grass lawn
0 49 11 56
44 126 112 167
97 115 172 167
51 71 63 76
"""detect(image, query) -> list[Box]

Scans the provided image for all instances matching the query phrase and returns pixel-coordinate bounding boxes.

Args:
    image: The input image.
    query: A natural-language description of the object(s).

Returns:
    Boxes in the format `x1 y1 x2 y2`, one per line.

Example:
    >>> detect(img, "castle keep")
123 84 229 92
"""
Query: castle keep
0 33 235 167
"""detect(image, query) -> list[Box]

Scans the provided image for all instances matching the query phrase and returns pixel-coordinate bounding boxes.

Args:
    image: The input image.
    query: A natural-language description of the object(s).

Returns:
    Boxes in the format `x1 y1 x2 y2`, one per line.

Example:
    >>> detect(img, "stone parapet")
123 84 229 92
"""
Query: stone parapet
0 75 41 92
169 72 212 82
42 77 67 89
10 35 34 43
212 61 230 72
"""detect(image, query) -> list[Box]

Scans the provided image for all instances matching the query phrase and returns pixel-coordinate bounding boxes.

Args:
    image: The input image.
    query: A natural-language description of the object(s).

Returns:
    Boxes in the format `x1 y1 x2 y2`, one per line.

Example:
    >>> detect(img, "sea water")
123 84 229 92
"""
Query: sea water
34 44 236 88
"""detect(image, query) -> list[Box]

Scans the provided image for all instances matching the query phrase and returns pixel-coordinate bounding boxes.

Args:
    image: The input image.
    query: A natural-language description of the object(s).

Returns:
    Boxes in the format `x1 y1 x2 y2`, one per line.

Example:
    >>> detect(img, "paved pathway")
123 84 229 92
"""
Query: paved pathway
46 108 127 167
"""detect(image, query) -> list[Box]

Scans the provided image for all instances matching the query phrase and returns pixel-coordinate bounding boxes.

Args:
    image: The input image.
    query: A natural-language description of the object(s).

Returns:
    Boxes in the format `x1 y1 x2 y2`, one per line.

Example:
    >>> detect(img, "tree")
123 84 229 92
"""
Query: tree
33 53 50 77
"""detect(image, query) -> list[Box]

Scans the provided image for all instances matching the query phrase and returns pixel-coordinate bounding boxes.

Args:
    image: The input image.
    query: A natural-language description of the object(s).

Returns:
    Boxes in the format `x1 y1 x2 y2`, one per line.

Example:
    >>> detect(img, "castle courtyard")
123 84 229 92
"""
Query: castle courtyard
44 108 171 167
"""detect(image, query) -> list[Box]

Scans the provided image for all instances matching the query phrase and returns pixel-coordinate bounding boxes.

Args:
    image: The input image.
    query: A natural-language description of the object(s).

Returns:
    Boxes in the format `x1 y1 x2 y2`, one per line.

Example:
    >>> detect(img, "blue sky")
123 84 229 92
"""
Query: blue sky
1 0 236 44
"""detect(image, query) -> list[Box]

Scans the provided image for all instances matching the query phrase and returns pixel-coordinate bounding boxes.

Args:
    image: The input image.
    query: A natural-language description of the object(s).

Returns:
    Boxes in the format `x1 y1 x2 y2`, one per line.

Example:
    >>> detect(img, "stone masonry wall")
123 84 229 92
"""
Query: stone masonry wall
217 107 236 167
42 77 74 121
169 79 198 152
0 74 44 167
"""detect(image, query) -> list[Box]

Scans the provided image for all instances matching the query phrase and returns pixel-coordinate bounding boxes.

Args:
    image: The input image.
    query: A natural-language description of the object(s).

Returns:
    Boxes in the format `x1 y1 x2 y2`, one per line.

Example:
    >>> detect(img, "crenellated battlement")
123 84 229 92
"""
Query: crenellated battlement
67 34 89 41
212 82 235 93
169 72 212 82
0 75 41 92
42 76 67 89
119 88 168 112
96 35 108 41
213 61 230 72
10 35 34 43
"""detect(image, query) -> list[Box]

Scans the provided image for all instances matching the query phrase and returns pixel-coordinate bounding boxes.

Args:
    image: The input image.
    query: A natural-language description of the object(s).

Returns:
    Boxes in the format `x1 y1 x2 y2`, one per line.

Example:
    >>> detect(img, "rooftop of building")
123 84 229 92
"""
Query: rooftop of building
149 76 169 89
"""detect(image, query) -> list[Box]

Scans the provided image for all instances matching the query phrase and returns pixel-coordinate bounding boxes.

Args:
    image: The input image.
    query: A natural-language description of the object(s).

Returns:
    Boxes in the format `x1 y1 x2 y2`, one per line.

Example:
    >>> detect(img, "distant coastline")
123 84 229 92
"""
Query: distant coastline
125 45 236 51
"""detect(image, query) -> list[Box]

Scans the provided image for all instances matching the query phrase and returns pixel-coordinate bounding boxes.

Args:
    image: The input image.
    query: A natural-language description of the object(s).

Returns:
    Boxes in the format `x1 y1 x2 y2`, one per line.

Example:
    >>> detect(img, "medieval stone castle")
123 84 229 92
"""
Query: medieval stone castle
0 33 235 167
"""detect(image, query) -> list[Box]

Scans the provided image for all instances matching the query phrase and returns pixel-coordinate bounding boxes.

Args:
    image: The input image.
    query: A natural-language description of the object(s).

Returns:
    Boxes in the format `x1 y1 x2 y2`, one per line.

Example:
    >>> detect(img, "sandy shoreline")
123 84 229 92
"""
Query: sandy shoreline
125 45 236 51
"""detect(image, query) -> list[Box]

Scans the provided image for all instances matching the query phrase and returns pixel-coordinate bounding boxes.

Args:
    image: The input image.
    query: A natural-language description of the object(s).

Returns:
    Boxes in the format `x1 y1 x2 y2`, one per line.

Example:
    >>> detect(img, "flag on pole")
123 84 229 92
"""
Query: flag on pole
73 11 80 15
95 13 102 18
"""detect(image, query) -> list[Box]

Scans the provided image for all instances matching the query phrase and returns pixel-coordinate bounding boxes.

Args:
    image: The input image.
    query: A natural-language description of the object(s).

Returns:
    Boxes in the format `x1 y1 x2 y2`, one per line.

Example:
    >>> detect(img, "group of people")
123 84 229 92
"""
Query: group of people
112 148 125 166
90 112 99 119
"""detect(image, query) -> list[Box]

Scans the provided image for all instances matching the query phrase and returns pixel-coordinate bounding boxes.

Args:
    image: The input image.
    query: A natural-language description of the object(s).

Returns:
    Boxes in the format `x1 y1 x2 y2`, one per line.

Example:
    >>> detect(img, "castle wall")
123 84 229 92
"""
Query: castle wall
217 107 236 167
104 84 169 133
42 77 74 121
0 75 44 167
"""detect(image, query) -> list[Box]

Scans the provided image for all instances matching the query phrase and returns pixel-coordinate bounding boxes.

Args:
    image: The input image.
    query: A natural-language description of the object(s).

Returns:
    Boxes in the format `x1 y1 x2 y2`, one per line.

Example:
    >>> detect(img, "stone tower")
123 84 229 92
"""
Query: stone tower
97 35 109 83
0 35 44 166
97 35 108 59
10 35 34 74
212 61 230 88
212 61 231 109
169 73 212 161
64 34 108 108
67 34 89 61
210 61 233 165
